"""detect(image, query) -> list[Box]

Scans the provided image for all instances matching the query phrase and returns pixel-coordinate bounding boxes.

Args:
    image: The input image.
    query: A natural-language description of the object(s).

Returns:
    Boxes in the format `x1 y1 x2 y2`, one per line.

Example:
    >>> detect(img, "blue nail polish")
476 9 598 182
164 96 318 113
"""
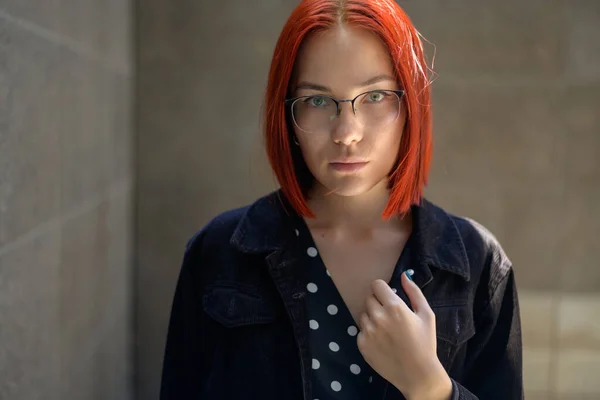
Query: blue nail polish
405 269 414 281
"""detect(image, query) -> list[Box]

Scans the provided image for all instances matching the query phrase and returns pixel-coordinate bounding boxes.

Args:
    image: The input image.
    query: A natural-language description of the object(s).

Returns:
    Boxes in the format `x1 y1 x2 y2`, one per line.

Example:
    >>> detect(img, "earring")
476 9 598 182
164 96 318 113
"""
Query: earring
293 136 300 146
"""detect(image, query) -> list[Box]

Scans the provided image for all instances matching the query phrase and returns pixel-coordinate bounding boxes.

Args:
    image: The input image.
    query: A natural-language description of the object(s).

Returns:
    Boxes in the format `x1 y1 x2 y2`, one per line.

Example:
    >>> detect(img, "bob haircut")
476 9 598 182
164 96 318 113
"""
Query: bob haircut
264 0 432 219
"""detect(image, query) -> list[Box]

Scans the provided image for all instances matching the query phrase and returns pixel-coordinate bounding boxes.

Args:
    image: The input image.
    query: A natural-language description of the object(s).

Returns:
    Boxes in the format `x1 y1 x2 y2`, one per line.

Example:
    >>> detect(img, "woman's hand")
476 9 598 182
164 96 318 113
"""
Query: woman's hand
356 271 452 400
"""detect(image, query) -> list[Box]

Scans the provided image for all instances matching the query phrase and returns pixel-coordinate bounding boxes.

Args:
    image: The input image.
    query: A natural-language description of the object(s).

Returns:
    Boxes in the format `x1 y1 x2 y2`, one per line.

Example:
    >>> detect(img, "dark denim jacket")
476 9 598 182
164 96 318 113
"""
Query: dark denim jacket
160 190 523 400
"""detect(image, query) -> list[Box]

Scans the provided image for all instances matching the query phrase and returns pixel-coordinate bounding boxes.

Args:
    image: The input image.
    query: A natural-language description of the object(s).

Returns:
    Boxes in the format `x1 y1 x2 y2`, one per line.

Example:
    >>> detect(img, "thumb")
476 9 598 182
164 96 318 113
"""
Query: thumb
401 269 431 317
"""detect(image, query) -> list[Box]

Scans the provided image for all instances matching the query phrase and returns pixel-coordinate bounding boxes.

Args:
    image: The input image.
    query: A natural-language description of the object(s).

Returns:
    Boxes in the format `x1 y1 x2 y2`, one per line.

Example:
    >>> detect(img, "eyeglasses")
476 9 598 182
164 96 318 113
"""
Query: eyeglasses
285 89 404 134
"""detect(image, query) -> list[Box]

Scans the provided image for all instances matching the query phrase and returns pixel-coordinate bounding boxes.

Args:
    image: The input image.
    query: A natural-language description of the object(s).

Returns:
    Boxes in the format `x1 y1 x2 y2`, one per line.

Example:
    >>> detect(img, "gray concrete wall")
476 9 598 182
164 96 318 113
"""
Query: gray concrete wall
0 1 133 399
137 1 600 399
136 2 287 398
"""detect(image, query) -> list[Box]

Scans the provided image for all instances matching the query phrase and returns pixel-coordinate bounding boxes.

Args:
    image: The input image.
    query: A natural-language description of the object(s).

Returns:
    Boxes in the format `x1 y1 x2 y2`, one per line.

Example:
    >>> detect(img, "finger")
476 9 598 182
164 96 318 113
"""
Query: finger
358 311 372 333
364 293 385 322
401 269 433 318
371 279 406 309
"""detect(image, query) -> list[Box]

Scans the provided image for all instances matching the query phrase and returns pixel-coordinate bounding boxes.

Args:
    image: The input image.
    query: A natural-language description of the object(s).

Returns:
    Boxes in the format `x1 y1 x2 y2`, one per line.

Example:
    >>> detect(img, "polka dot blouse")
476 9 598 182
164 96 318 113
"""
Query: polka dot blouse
293 219 414 399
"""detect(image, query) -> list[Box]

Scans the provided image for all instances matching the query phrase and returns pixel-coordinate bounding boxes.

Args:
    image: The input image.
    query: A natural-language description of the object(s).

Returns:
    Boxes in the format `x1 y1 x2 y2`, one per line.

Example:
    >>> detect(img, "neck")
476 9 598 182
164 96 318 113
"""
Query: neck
306 180 406 231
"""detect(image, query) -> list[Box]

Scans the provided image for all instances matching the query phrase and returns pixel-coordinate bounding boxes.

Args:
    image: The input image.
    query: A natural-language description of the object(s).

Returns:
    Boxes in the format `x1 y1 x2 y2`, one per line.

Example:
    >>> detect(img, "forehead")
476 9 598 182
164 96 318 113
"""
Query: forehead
294 26 395 93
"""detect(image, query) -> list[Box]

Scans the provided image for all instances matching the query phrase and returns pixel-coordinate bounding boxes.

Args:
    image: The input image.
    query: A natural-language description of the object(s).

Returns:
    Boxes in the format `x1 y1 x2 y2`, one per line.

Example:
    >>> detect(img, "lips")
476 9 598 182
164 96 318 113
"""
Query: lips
329 161 369 173
329 158 368 164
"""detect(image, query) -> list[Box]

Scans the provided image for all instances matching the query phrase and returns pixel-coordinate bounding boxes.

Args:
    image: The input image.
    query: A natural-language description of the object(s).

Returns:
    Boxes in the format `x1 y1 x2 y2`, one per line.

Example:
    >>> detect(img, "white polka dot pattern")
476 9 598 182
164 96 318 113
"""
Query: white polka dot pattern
331 381 342 392
312 359 320 370
297 228 393 399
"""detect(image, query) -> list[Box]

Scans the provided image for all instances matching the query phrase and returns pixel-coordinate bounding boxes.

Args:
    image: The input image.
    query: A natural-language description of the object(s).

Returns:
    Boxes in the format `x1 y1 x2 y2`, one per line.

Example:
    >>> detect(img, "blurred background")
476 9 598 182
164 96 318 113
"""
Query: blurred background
0 0 598 399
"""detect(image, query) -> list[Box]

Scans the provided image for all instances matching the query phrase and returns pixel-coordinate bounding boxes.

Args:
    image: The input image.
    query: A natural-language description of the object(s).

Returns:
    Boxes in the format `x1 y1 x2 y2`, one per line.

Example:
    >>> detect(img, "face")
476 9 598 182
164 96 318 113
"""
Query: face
291 25 406 197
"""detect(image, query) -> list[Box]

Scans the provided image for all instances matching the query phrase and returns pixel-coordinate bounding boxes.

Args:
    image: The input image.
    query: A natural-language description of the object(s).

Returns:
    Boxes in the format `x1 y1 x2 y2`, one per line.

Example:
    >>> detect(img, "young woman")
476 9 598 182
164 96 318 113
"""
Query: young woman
160 1 524 399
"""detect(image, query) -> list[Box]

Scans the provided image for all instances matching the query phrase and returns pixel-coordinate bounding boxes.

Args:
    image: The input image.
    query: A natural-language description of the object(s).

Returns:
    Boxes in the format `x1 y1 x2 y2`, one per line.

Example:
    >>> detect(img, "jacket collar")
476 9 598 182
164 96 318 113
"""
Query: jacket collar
230 190 470 281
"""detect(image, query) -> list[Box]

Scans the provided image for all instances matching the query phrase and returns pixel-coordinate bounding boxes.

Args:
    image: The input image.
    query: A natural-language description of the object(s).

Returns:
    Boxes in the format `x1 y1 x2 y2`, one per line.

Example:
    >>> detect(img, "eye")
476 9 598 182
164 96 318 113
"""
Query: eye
304 96 330 108
366 91 386 103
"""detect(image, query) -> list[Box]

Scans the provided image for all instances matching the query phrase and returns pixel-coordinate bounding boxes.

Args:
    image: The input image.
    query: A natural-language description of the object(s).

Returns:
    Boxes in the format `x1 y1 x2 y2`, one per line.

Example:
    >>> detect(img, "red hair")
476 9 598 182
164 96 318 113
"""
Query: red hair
264 0 433 219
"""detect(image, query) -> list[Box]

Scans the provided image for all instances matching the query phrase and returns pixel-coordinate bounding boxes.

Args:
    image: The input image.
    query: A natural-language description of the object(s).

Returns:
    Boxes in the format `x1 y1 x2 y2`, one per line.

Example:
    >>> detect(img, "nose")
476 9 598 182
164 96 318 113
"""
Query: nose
330 102 363 145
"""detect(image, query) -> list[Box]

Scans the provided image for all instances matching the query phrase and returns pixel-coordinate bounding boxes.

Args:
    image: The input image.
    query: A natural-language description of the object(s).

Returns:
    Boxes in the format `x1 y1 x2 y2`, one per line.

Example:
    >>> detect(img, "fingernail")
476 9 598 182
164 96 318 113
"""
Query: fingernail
405 269 414 281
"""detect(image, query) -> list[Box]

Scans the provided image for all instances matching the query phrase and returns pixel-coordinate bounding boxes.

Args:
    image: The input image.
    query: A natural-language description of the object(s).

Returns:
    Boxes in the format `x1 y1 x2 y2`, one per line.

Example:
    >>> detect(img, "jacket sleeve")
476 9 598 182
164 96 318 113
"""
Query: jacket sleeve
160 231 213 399
450 268 524 400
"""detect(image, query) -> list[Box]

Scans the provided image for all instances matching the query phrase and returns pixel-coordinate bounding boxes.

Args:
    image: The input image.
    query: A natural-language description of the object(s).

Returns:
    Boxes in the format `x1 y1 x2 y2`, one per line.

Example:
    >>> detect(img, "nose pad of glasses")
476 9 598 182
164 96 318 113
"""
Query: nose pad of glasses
332 101 357 121
329 105 342 122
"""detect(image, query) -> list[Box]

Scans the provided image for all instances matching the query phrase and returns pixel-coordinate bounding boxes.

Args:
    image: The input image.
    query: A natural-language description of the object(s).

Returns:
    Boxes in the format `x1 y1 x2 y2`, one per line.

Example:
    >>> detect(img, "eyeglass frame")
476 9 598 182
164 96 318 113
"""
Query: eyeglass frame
284 89 406 126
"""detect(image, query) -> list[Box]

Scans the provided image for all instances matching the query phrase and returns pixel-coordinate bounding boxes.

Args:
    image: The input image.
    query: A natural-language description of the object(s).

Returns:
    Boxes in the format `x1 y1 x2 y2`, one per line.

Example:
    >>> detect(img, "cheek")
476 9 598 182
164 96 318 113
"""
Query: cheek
296 133 327 165
374 125 404 162
390 119 406 153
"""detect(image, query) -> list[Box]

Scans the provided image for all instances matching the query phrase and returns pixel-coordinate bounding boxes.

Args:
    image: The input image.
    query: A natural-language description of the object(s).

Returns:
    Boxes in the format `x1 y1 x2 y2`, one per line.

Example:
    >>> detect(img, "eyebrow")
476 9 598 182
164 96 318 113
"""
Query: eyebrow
295 74 396 93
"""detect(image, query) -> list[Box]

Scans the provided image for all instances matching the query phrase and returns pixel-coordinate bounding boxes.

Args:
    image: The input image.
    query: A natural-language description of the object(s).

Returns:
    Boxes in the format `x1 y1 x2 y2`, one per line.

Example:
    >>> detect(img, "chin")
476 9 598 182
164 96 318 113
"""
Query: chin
318 177 382 197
